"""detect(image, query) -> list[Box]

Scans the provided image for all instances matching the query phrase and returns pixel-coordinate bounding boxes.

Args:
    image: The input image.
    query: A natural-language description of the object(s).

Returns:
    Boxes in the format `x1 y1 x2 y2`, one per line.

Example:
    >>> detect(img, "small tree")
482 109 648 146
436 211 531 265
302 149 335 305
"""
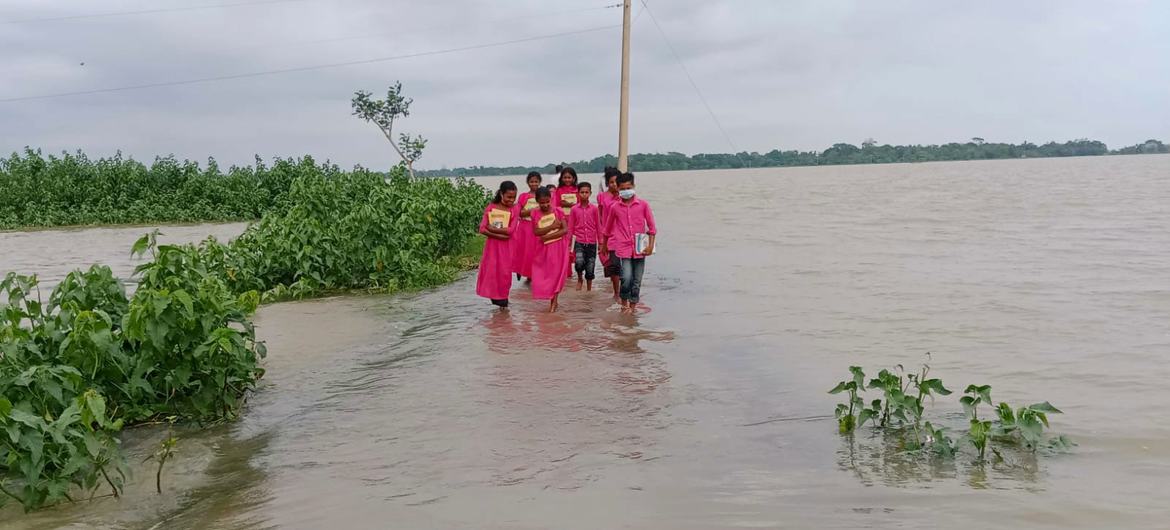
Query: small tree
351 82 427 178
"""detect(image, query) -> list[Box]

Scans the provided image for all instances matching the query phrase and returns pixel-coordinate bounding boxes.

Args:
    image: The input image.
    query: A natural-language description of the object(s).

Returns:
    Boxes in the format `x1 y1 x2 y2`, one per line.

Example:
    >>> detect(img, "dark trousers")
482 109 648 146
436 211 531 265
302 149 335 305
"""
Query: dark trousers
574 242 597 280
617 256 646 303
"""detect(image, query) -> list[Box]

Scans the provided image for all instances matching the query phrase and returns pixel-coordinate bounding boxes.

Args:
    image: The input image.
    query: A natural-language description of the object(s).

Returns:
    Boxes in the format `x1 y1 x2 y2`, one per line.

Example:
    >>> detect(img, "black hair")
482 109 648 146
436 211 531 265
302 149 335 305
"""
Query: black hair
545 184 556 191
526 171 542 183
577 181 592 191
535 186 552 200
492 180 518 204
555 164 564 174
616 172 635 186
559 167 578 187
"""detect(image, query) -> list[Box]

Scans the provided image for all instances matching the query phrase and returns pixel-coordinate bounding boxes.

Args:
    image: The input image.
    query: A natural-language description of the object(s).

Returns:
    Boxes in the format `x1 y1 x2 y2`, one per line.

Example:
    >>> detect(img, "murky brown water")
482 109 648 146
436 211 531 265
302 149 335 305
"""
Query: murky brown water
3 155 1170 528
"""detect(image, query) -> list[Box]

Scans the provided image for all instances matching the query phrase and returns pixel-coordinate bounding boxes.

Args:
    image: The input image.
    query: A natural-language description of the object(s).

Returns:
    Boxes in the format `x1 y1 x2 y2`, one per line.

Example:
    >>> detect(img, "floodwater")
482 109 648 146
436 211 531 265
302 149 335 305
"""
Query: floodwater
3 155 1170 529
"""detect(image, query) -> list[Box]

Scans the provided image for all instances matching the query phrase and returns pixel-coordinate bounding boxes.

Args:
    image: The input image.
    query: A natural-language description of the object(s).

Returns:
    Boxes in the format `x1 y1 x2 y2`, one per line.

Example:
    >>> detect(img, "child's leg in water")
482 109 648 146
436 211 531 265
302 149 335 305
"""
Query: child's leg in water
549 293 559 313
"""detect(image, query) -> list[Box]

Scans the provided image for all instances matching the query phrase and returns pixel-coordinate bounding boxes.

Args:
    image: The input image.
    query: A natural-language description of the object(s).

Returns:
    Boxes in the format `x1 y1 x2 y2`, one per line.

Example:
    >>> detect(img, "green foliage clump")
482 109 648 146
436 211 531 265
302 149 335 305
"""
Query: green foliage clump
830 359 1071 462
0 261 264 510
1 162 488 511
203 166 489 301
0 149 325 230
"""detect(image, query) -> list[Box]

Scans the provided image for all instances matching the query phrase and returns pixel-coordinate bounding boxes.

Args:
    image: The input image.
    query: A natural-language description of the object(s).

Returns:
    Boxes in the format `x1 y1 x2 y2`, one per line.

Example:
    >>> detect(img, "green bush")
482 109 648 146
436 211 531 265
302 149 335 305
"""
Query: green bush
1 263 264 510
1 161 488 511
0 149 333 230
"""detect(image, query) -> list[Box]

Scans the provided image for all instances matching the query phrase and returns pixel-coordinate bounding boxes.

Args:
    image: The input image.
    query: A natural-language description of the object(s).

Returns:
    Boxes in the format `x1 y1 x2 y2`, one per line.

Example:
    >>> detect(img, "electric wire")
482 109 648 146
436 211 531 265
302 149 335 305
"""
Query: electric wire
0 24 620 103
1 0 324 24
639 0 741 155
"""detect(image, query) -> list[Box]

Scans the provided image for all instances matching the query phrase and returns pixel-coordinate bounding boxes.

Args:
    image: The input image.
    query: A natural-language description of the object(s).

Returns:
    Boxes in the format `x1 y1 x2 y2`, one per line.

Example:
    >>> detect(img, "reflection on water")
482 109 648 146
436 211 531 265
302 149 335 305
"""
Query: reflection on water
3 155 1170 528
834 428 1047 490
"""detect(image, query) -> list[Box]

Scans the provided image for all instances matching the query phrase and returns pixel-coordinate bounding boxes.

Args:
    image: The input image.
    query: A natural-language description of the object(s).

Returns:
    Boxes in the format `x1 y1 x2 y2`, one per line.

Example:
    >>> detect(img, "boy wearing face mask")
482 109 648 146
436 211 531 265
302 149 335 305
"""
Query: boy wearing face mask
599 172 657 313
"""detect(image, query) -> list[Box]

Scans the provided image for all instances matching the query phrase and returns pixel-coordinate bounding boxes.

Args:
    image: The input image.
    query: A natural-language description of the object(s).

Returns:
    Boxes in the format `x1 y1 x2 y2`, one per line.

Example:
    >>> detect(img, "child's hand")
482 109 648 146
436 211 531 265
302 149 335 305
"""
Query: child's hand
643 244 654 256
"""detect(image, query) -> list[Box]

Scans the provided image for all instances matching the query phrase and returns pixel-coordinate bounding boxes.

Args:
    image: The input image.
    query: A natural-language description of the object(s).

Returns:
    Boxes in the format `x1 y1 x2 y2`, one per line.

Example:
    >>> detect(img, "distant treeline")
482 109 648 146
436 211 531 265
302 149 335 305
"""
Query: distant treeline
418 138 1169 177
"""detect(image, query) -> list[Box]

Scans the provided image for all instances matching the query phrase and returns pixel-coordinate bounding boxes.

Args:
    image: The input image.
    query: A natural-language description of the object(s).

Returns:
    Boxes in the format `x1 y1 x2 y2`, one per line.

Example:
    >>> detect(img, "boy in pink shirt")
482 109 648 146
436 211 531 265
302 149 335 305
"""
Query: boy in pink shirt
570 182 601 291
599 172 657 313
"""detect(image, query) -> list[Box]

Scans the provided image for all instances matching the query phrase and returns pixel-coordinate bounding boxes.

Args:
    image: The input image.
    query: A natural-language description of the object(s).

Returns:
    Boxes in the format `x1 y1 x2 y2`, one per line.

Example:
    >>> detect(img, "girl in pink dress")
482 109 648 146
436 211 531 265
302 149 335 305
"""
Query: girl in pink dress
554 167 580 278
511 171 542 281
530 187 572 312
477 181 519 309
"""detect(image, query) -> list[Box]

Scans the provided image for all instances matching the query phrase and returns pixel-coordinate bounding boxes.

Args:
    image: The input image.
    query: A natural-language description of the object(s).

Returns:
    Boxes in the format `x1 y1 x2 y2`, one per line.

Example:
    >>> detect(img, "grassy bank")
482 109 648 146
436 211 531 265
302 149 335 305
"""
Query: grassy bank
0 163 488 511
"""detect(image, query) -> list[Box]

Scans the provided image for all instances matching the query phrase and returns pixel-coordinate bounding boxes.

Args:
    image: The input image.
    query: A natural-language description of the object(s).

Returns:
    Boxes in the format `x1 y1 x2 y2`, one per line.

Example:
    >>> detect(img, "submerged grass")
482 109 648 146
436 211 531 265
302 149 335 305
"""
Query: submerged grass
1 162 488 511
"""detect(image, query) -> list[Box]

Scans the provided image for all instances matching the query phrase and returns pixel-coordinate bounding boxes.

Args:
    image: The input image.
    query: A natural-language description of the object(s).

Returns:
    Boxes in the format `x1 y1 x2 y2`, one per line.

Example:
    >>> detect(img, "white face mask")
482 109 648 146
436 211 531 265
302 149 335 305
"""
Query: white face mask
618 189 636 200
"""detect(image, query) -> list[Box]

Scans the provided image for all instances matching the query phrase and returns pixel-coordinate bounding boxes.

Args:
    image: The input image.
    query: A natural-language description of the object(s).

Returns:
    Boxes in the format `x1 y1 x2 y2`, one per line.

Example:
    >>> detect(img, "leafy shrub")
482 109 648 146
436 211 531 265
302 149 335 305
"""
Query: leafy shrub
1 161 487 510
1 261 265 510
830 359 1071 462
0 149 331 230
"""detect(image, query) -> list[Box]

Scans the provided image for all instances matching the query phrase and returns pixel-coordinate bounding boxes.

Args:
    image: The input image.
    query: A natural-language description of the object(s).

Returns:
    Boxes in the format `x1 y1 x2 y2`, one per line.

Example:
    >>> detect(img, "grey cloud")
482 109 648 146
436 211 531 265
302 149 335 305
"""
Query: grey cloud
1 0 1168 170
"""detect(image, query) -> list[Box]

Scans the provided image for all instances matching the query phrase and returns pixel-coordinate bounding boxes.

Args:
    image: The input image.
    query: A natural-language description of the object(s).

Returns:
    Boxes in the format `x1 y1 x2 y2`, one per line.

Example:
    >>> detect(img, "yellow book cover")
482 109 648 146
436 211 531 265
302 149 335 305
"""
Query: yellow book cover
538 213 562 244
561 193 577 214
522 197 538 213
487 208 511 229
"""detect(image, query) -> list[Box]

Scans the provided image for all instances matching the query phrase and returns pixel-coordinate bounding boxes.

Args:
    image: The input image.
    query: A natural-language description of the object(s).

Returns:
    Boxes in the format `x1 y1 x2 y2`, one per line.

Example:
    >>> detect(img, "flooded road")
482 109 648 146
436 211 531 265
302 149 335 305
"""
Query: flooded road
3 155 1170 528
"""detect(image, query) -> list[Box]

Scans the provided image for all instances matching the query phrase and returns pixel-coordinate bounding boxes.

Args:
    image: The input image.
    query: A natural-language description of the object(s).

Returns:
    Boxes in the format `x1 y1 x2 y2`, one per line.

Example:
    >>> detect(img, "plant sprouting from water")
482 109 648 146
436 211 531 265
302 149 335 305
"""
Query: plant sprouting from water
828 356 1070 467
829 366 867 434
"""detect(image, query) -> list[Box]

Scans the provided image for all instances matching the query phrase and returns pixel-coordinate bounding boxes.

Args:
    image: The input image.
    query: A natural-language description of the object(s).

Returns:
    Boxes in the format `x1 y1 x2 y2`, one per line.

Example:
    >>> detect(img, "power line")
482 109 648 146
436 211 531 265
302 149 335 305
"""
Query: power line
639 0 741 155
0 24 621 103
1 0 321 24
199 3 622 54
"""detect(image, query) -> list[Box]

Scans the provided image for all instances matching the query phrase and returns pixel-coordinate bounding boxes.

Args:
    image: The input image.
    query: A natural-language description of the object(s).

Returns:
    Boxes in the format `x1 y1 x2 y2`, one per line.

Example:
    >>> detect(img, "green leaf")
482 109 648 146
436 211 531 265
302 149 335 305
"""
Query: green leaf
828 382 848 394
923 378 952 395
996 402 1015 424
959 396 977 417
130 234 151 257
84 432 102 457
8 409 45 429
849 366 866 390
0 397 11 418
1018 414 1043 447
86 392 108 426
1028 402 1062 414
858 408 876 427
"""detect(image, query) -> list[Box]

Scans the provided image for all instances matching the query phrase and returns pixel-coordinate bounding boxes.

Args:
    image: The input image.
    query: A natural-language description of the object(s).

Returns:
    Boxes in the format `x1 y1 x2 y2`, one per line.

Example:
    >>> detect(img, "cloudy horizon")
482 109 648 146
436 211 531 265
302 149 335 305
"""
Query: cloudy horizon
1 0 1168 170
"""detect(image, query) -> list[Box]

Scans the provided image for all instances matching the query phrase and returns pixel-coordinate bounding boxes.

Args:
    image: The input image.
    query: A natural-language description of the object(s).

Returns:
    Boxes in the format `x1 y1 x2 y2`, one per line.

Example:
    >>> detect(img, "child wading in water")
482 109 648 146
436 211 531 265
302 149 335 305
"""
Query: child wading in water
600 172 656 313
555 167 580 215
530 187 571 312
477 181 519 309
597 167 623 300
512 171 542 281
570 181 600 291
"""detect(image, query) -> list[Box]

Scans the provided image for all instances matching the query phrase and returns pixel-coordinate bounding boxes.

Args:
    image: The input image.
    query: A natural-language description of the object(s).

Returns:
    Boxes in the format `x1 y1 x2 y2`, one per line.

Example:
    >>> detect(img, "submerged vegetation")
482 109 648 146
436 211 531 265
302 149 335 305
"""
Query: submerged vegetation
830 359 1072 465
419 137 1169 176
1 159 488 511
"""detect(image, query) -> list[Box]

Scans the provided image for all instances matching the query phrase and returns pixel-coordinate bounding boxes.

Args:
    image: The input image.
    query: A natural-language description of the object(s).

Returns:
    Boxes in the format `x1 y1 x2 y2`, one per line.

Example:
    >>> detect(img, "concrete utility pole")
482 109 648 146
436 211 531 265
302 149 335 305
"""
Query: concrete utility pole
617 0 632 172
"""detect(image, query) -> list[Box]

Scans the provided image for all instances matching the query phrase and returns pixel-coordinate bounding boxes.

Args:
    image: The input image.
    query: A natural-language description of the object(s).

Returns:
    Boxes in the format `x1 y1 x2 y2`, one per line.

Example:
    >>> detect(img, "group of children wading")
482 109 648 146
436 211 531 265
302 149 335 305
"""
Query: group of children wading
476 165 658 313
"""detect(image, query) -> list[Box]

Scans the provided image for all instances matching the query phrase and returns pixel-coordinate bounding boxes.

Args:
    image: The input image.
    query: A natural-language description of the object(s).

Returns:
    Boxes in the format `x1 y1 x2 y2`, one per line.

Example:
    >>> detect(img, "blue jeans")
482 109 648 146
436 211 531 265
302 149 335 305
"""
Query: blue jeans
617 256 646 304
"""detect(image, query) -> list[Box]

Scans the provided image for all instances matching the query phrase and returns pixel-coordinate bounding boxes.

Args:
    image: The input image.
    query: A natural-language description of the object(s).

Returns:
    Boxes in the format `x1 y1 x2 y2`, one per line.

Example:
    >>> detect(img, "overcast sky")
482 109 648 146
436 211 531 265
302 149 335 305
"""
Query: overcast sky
1 0 1168 169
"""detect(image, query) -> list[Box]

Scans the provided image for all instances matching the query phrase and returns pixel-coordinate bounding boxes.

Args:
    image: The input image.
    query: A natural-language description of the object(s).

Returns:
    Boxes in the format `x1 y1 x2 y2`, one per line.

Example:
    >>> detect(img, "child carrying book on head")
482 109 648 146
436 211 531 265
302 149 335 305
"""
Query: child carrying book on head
569 181 600 291
530 187 572 312
512 171 542 281
477 181 520 310
599 172 656 313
